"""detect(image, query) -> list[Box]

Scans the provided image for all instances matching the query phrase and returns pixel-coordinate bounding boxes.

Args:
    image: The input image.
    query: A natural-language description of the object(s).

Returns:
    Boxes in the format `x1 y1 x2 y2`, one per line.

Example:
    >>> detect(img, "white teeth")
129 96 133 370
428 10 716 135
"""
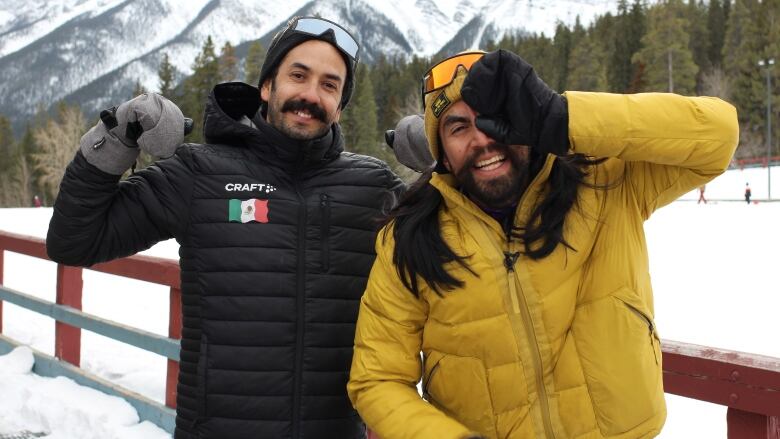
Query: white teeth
475 154 505 168
294 111 312 119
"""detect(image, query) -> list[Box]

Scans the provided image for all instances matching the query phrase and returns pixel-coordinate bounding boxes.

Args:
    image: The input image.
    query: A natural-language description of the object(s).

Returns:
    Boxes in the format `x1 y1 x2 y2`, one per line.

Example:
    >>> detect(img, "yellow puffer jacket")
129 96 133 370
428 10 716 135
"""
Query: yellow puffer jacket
348 92 738 439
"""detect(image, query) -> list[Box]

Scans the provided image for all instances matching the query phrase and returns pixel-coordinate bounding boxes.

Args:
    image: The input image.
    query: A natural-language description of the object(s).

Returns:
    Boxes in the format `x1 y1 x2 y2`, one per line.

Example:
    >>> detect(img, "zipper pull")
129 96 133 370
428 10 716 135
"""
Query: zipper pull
503 251 520 272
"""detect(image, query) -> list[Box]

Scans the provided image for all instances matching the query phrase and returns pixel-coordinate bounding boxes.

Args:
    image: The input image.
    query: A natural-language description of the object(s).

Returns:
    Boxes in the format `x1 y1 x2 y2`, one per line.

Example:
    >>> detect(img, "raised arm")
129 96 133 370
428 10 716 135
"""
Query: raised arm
565 91 738 217
47 93 193 266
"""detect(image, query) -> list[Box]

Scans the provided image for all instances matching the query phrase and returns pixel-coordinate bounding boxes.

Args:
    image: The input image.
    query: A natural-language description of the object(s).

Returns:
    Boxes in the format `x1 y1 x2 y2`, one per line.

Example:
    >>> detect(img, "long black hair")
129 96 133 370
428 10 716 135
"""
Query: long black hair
382 152 608 297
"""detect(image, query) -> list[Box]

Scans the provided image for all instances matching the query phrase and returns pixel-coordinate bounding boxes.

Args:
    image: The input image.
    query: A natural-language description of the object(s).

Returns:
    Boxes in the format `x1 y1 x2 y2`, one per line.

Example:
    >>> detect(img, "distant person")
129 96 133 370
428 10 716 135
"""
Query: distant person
348 49 739 439
698 184 707 204
745 182 752 204
33 195 41 207
46 16 403 439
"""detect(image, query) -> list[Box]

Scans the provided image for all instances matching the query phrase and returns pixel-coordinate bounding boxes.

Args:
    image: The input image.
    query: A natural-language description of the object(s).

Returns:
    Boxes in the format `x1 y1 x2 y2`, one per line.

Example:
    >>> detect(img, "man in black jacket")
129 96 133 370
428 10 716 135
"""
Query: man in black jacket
47 16 403 439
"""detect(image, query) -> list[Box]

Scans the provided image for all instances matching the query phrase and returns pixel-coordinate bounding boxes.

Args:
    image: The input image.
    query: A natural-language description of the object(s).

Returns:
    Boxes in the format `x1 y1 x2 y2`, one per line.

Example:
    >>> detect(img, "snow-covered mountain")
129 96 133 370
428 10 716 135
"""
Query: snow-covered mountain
0 0 618 130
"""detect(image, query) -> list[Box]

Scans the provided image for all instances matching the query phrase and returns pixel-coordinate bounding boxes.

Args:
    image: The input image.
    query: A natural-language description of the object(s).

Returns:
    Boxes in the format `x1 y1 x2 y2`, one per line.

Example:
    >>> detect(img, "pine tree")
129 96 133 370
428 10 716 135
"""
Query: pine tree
707 0 727 68
0 145 34 207
0 114 13 173
219 41 239 82
686 0 711 93
369 55 395 135
158 52 176 97
568 31 609 91
723 0 766 136
181 36 220 143
764 0 779 158
515 34 555 82
589 12 617 90
17 124 44 203
132 79 148 97
551 23 572 92
0 114 16 205
606 1 628 92
608 0 647 92
341 65 379 157
244 41 265 86
632 1 698 94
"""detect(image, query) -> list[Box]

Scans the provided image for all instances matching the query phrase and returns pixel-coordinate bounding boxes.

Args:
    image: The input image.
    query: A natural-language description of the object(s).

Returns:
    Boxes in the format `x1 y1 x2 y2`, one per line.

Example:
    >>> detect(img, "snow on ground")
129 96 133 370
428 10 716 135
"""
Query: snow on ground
0 346 169 439
0 165 778 438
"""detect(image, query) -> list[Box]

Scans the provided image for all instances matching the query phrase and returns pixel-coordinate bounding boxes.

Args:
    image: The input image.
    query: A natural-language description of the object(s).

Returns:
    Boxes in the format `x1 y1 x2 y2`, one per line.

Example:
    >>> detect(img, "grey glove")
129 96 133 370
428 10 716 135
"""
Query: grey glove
80 93 185 175
384 114 433 173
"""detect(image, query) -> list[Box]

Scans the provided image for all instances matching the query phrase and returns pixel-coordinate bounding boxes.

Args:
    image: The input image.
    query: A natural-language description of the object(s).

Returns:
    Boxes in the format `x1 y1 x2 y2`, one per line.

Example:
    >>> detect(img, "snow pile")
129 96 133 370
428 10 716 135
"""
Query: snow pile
0 347 169 439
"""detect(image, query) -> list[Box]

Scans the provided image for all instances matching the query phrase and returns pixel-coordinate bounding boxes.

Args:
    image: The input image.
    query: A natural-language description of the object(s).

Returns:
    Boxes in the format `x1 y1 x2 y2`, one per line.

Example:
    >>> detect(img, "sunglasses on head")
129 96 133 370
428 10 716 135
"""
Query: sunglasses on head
421 51 485 110
289 17 360 63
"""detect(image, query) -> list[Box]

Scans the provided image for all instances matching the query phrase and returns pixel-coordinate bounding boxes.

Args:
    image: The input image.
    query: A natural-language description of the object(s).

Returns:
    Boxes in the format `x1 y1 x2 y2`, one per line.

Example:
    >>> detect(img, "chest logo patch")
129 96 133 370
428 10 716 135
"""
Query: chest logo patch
229 198 269 223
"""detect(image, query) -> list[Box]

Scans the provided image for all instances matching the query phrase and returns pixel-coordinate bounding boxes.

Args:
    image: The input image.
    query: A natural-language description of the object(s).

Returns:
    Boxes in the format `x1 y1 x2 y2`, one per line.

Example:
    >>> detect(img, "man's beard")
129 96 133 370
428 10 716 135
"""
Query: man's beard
267 95 330 140
454 143 529 209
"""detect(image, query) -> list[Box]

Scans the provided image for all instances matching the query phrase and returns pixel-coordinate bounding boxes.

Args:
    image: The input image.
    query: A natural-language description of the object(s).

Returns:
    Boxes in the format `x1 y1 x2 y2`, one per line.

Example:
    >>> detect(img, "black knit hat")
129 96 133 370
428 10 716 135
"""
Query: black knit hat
258 16 358 110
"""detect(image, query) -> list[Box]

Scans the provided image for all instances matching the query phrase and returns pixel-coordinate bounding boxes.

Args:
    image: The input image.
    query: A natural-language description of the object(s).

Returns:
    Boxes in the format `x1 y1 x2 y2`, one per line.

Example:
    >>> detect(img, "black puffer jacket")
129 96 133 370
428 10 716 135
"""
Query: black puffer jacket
47 82 403 439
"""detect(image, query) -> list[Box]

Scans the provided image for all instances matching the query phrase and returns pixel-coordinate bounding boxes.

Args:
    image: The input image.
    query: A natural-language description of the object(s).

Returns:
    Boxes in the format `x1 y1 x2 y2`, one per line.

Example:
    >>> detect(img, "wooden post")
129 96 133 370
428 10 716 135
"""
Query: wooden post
771 416 780 439
728 408 780 439
55 264 83 366
166 286 182 408
0 249 4 333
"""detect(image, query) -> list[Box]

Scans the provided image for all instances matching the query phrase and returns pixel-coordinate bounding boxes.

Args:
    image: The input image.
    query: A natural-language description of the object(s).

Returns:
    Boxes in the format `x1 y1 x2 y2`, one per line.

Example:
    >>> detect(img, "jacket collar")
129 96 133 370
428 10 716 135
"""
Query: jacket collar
430 154 556 234
203 82 344 170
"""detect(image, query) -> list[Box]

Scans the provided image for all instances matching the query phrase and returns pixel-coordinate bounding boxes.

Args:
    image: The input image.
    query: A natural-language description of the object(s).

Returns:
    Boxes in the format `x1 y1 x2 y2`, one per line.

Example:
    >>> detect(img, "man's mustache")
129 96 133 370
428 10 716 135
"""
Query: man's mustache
281 99 327 123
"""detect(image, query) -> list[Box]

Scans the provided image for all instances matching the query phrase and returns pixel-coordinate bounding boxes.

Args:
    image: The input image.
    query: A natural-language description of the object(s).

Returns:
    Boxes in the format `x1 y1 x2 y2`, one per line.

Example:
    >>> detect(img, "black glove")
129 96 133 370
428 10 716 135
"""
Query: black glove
461 49 569 156
474 116 524 146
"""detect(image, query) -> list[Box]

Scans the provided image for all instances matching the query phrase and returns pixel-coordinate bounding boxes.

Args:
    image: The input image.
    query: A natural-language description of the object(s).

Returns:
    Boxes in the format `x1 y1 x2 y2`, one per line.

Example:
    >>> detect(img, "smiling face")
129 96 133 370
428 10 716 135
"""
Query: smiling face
261 39 346 140
439 100 531 209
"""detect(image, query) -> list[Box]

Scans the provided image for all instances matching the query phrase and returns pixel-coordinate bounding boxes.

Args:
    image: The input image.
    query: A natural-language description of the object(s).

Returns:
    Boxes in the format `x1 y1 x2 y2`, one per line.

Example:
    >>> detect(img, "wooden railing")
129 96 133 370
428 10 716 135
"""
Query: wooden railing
1 229 779 437
731 155 780 169
0 230 181 433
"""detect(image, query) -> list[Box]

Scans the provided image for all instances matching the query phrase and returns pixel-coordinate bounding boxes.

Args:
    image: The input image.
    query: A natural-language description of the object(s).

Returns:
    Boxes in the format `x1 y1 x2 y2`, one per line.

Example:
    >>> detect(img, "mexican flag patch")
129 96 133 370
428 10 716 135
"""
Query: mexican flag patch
228 198 269 223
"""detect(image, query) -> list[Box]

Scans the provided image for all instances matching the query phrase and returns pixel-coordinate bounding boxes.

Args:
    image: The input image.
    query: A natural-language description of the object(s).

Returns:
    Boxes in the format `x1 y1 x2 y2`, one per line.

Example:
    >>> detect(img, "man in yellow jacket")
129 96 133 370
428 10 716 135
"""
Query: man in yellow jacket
347 50 738 439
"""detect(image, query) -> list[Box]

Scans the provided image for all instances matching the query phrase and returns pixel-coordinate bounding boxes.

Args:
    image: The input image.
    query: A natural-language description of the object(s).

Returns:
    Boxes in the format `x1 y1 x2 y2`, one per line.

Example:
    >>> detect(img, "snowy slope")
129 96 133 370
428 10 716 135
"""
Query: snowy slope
369 0 490 54
0 0 125 57
0 0 211 125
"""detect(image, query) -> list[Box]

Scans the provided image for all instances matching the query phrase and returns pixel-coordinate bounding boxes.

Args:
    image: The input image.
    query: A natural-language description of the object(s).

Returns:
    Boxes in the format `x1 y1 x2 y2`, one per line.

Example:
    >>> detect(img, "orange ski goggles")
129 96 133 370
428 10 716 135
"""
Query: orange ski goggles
421 51 485 109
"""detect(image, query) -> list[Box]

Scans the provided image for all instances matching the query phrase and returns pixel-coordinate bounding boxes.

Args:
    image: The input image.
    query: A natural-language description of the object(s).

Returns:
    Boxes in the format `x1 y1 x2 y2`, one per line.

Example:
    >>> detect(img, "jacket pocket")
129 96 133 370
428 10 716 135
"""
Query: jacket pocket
422 350 497 437
572 288 665 436
320 193 331 272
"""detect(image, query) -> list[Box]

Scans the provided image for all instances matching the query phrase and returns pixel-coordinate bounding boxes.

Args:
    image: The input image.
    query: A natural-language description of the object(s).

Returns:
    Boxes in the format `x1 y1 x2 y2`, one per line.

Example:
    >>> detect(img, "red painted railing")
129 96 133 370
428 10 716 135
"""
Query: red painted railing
1 230 779 437
0 230 181 408
731 155 780 169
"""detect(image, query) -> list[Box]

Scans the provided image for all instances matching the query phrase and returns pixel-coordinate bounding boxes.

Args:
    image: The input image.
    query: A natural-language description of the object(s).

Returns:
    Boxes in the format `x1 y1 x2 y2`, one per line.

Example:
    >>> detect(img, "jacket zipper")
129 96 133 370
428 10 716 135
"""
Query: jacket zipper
320 193 330 272
292 181 307 439
624 303 660 364
503 250 556 439
422 357 443 401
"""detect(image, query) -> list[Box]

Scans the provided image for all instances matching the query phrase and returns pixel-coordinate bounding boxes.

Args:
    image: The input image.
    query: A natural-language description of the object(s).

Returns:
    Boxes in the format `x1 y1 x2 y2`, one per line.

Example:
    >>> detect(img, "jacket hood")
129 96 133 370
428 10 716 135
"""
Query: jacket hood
202 81 344 168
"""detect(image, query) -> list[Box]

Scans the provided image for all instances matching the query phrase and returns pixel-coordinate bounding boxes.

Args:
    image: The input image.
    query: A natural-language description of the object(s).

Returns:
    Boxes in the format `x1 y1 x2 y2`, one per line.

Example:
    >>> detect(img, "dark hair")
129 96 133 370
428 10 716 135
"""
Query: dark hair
383 153 608 297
